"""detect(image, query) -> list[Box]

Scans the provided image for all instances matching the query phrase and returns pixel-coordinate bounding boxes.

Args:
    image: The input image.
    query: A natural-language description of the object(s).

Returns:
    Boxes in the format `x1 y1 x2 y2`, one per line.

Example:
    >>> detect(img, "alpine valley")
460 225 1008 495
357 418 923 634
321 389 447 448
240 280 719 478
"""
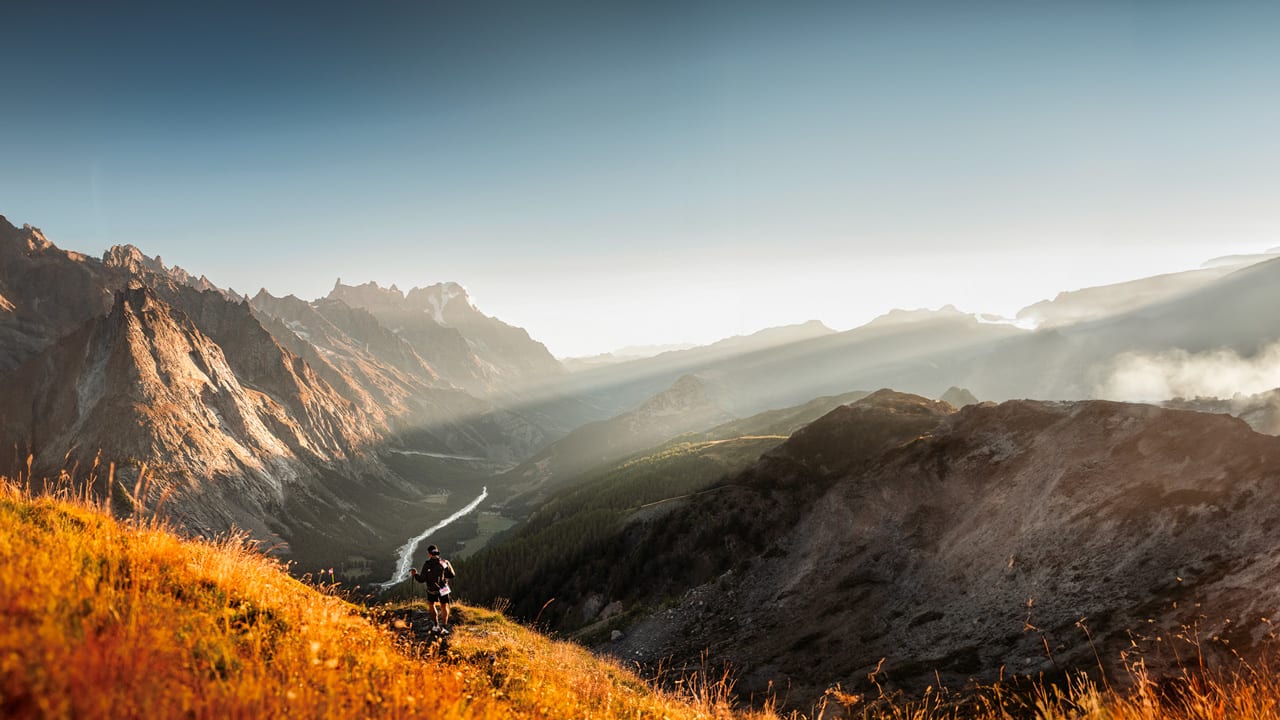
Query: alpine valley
8 212 1280 712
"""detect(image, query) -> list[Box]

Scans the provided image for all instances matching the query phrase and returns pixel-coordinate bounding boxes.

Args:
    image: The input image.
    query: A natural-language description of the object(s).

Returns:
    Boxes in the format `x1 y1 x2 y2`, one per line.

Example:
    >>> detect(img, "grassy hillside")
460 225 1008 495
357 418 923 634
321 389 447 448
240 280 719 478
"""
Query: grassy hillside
3 480 1280 720
0 479 770 719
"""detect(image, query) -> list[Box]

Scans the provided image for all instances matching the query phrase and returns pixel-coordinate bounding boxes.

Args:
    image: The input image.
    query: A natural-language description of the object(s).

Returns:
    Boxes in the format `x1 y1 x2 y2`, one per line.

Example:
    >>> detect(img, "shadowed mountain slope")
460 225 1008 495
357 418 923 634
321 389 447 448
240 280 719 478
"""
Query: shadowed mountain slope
0 217 115 372
583 391 1280 708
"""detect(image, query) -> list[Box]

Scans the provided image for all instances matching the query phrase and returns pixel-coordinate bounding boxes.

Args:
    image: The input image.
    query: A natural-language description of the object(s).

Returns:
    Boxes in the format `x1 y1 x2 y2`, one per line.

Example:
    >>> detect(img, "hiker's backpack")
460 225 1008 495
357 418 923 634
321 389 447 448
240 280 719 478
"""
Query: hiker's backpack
420 557 455 591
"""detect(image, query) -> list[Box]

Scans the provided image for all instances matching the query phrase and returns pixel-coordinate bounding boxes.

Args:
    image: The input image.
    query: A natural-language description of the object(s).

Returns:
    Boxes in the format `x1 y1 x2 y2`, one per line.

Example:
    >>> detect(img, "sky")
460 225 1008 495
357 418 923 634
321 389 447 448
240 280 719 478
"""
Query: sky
2 0 1278 357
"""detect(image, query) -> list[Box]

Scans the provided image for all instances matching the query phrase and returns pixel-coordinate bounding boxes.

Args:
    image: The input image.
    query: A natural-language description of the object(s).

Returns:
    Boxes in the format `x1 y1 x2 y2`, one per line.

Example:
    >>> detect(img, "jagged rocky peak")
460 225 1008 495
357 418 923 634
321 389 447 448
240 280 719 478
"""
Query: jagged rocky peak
103 244 166 274
403 282 474 321
0 216 55 253
110 284 200 337
116 282 157 312
103 245 227 296
167 265 220 293
251 287 306 307
327 278 411 315
328 278 477 324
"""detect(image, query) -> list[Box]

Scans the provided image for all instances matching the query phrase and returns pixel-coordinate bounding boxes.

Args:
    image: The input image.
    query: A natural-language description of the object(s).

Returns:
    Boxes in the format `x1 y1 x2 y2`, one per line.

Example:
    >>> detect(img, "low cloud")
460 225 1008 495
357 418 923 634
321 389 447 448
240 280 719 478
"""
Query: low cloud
1097 343 1280 402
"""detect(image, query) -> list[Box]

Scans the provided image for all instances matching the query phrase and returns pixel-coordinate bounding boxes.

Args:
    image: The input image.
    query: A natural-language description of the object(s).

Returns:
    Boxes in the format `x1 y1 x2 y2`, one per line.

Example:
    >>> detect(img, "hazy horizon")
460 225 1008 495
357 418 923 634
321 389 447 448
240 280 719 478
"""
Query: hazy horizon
4 1 1278 357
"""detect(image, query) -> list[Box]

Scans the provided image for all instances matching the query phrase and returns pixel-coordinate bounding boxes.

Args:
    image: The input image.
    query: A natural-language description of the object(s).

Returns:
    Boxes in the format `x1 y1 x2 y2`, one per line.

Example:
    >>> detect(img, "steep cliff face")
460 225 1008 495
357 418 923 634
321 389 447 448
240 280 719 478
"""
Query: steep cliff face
573 392 1280 707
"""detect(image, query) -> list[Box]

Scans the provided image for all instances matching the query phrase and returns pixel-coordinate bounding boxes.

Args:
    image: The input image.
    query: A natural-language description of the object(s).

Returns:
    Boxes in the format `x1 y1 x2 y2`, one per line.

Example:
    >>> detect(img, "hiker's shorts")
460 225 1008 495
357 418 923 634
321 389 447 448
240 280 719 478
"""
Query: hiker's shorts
427 592 451 605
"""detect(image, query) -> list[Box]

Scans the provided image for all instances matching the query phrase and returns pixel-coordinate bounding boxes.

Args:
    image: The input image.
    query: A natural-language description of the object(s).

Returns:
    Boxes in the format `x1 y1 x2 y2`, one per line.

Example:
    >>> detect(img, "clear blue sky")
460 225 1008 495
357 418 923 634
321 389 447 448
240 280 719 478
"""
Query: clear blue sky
3 1 1278 356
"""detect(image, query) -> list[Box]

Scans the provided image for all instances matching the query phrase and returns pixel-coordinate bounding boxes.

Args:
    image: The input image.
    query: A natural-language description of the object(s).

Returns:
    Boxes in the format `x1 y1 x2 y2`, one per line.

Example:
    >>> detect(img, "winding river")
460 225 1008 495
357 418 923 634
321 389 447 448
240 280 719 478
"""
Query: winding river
378 486 488 588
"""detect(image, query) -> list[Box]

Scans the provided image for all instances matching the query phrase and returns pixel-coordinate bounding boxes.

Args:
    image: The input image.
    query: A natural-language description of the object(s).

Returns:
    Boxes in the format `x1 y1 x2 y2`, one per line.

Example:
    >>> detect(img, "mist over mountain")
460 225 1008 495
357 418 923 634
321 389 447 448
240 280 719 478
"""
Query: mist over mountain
962 257 1280 402
543 308 1020 427
1014 265 1247 328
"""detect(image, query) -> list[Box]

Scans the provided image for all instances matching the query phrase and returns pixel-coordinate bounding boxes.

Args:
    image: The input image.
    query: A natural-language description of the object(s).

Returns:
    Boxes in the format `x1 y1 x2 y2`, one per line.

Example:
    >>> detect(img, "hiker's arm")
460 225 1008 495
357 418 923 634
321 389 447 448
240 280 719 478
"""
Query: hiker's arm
409 568 426 583
445 562 456 580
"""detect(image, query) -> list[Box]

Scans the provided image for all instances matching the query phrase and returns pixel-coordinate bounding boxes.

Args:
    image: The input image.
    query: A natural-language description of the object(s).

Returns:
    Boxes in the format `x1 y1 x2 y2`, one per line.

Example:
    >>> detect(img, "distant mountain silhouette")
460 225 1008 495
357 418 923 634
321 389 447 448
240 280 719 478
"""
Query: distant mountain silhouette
1015 265 1245 328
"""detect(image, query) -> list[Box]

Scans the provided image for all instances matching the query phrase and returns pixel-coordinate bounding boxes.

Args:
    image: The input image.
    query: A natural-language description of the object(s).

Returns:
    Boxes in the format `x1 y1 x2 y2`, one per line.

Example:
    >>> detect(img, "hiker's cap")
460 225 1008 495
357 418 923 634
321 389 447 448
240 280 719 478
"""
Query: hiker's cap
427 545 440 556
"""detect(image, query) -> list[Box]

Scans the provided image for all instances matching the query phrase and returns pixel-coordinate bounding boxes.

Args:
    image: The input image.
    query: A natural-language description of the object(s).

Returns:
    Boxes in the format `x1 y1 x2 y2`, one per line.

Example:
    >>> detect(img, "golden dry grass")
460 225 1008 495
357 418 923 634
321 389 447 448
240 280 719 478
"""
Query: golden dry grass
0 478 765 719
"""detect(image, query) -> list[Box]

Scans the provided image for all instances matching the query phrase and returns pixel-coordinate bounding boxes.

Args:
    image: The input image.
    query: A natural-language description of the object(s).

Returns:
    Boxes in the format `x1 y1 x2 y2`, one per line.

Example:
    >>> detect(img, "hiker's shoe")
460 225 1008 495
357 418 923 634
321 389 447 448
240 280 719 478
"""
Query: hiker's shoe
439 626 452 636
431 624 442 633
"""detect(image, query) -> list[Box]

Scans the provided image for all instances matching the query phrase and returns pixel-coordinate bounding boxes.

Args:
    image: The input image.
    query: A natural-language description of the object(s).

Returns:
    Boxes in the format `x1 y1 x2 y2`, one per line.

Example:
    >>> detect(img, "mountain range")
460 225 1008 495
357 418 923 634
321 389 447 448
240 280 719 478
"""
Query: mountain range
9 210 1280 712
0 216 552 566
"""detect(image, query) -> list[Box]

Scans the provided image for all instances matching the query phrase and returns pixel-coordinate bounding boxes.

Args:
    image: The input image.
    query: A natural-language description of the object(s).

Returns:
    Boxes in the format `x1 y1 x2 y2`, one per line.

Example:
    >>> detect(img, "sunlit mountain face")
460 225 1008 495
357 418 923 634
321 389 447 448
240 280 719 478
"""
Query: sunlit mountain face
4 1 1280 716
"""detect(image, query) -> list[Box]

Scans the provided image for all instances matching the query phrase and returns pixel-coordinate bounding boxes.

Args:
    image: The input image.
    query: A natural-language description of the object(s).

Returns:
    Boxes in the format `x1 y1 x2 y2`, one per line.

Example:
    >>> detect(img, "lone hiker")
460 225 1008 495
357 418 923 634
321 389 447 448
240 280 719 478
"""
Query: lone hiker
410 544 456 634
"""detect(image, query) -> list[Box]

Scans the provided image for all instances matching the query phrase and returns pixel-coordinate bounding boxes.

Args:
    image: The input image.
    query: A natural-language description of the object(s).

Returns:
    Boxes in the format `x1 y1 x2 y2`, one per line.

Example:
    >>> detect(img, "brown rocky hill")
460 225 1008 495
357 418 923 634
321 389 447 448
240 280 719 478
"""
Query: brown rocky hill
573 391 1280 708
0 217 115 372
